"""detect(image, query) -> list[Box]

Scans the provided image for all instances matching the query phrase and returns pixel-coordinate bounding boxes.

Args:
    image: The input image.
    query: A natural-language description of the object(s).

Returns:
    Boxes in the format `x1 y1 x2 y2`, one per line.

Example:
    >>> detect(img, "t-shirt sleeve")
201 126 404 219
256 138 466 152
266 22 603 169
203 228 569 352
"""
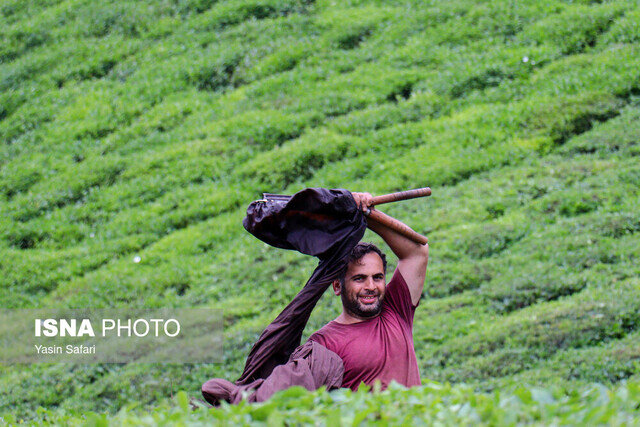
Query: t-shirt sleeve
307 327 340 356
307 331 325 346
382 268 418 326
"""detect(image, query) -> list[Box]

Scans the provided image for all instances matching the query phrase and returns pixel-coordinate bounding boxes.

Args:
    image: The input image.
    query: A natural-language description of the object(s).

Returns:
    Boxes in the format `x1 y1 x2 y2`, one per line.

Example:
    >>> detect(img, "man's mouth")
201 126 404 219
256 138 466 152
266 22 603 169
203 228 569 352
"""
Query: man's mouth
359 295 378 304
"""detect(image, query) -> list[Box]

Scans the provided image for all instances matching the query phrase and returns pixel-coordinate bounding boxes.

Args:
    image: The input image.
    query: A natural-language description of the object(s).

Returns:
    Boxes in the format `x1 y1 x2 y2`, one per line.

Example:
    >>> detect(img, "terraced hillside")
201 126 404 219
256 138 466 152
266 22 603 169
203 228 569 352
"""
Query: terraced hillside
1 0 639 420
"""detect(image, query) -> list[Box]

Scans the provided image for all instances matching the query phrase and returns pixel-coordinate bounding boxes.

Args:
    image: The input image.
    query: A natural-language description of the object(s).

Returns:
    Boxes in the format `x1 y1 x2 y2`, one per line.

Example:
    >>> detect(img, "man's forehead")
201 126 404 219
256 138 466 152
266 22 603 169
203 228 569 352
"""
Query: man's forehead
346 253 384 274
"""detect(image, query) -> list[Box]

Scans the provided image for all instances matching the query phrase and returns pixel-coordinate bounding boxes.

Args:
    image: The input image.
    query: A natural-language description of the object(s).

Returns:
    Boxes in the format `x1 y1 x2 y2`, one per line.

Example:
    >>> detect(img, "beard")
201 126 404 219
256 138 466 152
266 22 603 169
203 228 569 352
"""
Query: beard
341 287 384 319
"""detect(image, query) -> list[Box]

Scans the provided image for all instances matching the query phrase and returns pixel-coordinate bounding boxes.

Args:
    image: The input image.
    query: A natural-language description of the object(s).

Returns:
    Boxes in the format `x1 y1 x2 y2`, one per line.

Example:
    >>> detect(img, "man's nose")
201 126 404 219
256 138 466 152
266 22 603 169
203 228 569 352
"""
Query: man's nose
363 277 375 290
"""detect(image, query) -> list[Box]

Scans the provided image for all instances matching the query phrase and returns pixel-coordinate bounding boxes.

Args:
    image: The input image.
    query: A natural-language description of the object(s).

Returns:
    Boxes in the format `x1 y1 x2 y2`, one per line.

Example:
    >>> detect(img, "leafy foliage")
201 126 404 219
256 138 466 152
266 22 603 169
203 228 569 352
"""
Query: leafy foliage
1 0 640 421
13 381 640 425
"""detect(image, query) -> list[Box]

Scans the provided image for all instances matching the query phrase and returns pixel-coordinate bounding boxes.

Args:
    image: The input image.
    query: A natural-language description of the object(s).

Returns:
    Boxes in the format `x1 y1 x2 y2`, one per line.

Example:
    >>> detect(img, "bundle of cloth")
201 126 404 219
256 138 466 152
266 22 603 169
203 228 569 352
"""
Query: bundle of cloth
201 188 366 405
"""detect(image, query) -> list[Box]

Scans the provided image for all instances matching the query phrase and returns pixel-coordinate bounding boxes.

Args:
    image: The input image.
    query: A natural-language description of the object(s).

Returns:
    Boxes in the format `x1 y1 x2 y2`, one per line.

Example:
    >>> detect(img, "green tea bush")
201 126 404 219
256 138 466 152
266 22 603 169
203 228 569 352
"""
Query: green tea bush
0 25 49 63
318 5 392 49
447 214 528 259
16 380 640 425
5 155 126 224
328 92 444 136
239 129 359 189
241 40 316 82
425 261 493 298
600 8 640 45
433 278 640 369
520 3 629 55
186 48 245 92
480 264 588 313
212 109 321 149
559 104 640 156
190 0 314 32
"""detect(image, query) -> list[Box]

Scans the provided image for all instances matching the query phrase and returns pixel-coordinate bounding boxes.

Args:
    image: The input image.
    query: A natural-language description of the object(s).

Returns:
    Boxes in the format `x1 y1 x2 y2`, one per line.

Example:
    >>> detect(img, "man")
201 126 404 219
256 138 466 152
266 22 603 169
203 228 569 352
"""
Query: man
307 192 429 391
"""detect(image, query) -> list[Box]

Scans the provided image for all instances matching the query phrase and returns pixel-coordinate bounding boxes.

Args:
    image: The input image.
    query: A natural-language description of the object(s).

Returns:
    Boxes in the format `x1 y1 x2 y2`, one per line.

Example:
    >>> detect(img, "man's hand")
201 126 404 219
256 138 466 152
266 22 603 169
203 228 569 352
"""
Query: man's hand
351 192 373 211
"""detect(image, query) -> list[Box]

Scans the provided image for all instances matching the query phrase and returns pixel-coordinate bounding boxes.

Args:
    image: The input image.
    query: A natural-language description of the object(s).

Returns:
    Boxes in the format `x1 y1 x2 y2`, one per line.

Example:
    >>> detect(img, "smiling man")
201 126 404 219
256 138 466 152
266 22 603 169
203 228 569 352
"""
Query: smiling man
307 192 429 391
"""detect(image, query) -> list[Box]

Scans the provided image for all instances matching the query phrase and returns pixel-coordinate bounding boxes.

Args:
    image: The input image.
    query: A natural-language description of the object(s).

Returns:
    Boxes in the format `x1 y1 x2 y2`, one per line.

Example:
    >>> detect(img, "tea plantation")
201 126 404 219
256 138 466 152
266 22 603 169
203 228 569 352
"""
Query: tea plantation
1 0 639 424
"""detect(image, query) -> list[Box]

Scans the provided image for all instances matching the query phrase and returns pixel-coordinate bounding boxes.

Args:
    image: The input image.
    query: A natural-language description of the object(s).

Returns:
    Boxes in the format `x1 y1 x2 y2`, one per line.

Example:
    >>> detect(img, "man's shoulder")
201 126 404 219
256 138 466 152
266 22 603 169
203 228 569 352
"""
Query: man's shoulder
382 268 419 313
381 269 407 306
307 327 329 350
308 321 353 350
308 321 336 342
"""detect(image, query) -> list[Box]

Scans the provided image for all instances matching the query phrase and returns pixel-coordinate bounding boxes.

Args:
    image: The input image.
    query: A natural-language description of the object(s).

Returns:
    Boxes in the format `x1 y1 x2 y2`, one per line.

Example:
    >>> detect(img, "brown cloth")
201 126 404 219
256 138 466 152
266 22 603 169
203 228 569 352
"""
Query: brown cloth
202 340 344 405
238 188 366 383
201 188 365 404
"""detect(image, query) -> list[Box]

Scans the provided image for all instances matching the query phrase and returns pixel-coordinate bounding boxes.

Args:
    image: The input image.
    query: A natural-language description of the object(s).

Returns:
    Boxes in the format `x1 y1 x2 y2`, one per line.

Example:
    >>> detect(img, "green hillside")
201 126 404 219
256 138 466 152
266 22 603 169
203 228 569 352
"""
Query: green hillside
2 0 640 422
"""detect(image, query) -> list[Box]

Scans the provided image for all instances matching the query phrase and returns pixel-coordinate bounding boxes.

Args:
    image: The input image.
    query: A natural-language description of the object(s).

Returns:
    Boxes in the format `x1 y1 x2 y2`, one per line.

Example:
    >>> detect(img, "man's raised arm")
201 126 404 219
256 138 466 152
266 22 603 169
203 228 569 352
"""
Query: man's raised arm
352 192 429 306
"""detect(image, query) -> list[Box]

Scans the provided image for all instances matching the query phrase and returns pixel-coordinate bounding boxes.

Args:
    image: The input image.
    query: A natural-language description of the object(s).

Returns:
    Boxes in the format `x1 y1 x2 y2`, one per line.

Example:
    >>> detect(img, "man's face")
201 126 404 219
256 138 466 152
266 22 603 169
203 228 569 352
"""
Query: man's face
340 252 386 319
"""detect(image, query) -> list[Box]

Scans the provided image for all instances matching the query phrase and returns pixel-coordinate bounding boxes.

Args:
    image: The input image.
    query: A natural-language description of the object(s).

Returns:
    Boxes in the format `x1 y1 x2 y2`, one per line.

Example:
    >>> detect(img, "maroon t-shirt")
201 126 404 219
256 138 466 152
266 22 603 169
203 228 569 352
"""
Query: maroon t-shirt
307 268 421 391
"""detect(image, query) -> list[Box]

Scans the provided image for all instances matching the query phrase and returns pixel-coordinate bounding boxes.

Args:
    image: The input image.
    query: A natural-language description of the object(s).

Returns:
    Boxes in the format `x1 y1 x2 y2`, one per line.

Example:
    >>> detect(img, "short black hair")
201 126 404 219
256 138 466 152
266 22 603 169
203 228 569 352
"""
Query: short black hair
339 242 387 284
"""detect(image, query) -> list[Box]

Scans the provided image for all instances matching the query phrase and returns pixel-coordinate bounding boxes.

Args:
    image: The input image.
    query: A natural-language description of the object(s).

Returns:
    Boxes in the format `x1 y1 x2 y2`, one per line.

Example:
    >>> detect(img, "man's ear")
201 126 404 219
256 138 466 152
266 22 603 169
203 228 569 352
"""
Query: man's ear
332 279 341 296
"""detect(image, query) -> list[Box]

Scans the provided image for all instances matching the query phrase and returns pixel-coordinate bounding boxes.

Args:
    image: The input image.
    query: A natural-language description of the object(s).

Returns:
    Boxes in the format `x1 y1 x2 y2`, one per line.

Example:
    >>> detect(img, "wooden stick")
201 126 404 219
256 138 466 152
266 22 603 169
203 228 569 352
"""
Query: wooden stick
371 187 431 206
365 209 428 245
263 187 432 206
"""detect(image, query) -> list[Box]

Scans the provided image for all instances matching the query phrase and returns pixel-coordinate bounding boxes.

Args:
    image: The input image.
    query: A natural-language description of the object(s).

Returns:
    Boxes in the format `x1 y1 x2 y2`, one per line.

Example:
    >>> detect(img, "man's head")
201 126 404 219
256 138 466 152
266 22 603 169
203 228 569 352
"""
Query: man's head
333 243 388 320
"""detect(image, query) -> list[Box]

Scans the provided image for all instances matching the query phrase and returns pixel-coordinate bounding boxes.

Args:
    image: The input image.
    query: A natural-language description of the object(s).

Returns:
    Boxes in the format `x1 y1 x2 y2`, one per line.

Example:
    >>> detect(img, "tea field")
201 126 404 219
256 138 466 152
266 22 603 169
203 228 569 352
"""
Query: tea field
1 0 639 423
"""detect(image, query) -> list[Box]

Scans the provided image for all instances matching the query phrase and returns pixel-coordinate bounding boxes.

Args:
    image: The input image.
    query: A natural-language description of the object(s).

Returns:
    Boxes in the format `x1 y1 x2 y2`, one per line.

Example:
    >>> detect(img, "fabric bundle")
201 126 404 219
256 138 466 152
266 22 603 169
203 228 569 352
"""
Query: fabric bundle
202 188 366 404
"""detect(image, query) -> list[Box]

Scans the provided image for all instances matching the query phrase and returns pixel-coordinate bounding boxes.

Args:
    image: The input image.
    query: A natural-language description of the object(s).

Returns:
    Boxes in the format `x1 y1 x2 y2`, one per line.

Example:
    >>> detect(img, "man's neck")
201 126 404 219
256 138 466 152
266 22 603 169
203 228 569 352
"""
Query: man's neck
334 311 379 325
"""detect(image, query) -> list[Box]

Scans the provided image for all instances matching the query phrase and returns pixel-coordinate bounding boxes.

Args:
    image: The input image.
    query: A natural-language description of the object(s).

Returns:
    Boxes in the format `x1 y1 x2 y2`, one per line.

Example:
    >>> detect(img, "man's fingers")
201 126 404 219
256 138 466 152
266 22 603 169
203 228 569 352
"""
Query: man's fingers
352 192 364 210
354 194 362 209
352 192 374 210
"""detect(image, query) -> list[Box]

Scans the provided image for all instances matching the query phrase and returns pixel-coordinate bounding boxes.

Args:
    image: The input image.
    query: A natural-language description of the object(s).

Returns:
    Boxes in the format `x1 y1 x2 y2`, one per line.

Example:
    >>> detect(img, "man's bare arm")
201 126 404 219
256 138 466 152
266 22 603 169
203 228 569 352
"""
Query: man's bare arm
352 192 429 305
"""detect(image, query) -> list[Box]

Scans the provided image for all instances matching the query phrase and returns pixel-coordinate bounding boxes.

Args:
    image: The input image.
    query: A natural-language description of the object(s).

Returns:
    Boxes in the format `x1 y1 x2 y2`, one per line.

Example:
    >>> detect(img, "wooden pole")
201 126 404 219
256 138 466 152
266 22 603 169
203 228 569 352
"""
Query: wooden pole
365 209 428 245
371 187 431 206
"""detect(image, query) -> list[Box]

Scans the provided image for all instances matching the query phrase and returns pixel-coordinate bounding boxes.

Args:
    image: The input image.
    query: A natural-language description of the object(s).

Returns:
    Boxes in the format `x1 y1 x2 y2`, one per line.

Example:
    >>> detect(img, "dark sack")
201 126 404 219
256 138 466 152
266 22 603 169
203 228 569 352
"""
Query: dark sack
237 187 366 383
201 188 365 404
